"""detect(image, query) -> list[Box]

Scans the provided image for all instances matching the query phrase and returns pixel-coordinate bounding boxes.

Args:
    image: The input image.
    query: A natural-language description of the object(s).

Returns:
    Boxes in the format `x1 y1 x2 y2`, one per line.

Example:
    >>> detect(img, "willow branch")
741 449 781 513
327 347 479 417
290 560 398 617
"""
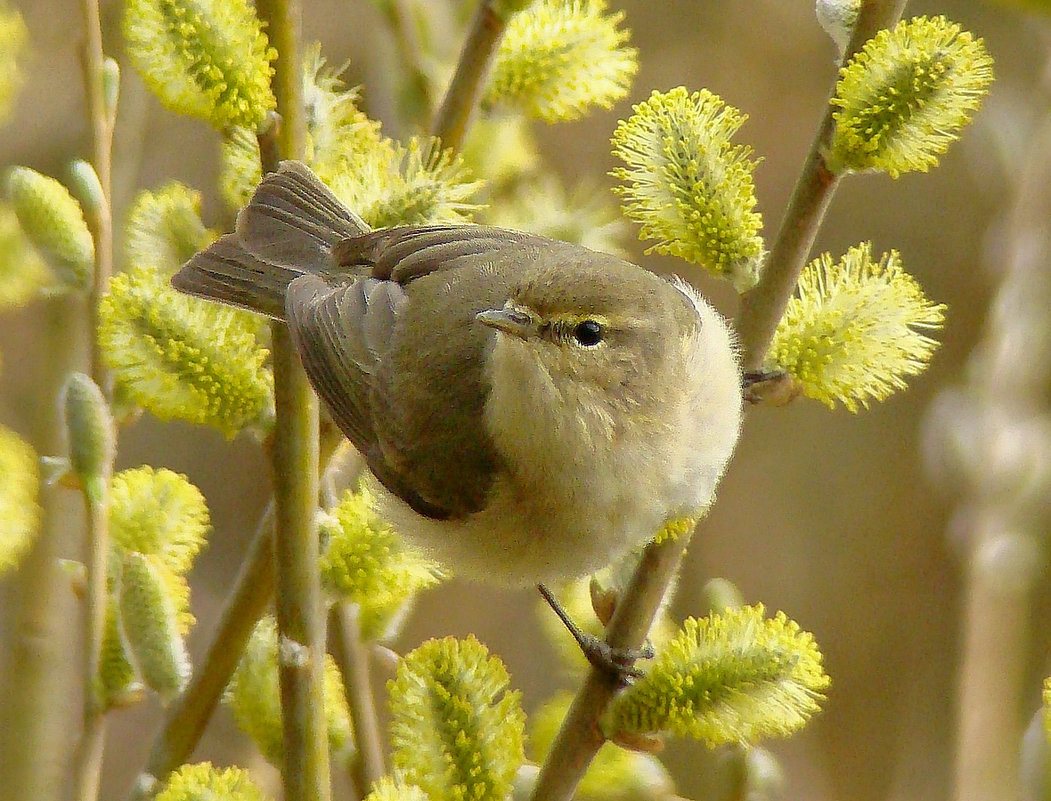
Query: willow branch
431 0 518 151
735 0 907 370
79 0 115 397
258 0 306 163
67 3 117 798
956 520 1035 801
0 300 85 801
129 503 276 800
329 604 385 797
128 423 345 801
69 478 111 801
253 1 330 798
531 537 689 801
735 160 839 370
269 326 329 801
531 4 909 800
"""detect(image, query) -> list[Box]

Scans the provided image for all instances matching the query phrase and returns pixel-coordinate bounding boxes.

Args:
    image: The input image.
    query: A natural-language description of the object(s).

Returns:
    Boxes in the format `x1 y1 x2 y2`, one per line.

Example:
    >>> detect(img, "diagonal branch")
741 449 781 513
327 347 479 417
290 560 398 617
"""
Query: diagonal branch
736 0 909 369
530 4 908 800
431 0 527 150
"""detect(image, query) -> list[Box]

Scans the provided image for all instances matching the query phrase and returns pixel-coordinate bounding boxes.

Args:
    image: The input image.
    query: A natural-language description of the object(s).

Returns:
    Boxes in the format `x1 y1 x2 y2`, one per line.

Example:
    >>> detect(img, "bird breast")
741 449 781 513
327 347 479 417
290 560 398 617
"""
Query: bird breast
374 312 741 586
487 318 741 512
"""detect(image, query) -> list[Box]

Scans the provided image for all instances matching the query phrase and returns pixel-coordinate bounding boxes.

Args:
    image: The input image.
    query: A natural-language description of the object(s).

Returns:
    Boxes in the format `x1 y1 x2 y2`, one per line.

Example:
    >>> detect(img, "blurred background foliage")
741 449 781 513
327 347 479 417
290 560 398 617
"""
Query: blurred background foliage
0 1 1048 800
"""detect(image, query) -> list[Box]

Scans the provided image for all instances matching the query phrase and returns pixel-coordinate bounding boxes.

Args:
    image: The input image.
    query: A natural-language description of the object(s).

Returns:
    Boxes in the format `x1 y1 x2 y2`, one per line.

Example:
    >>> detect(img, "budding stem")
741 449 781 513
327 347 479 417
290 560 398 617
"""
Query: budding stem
735 0 906 369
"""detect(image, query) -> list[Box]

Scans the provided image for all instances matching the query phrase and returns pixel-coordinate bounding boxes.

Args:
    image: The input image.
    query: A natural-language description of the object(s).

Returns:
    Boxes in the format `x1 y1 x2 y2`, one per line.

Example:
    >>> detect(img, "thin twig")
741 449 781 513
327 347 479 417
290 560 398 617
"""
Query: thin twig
69 0 118 795
0 304 85 801
955 519 1035 801
129 504 276 800
736 0 907 369
735 158 840 370
430 1 510 151
269 326 329 801
257 0 306 163
531 537 689 800
329 603 386 798
69 483 111 801
254 0 330 797
80 0 115 397
128 429 345 800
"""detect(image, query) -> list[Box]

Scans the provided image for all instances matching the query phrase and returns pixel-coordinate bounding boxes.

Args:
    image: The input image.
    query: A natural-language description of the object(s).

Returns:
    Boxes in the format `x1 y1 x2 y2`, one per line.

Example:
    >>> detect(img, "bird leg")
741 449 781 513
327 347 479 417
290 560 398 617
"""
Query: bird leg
537 583 654 686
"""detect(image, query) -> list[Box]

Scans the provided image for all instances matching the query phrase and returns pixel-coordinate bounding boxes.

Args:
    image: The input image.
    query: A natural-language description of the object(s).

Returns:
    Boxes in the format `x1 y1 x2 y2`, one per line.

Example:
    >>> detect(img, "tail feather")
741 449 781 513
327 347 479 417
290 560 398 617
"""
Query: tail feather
235 161 369 269
172 161 369 320
172 235 296 320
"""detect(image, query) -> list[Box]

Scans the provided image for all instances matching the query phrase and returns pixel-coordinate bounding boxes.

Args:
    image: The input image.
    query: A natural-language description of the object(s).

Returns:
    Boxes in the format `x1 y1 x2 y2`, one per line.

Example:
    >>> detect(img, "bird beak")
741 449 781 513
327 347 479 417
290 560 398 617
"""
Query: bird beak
476 306 540 340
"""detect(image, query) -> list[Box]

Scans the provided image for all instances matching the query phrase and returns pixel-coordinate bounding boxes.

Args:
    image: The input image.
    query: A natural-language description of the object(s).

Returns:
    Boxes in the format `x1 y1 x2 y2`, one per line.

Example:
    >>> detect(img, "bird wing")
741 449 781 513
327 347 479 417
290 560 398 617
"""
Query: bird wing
286 226 545 520
285 273 403 457
332 224 546 282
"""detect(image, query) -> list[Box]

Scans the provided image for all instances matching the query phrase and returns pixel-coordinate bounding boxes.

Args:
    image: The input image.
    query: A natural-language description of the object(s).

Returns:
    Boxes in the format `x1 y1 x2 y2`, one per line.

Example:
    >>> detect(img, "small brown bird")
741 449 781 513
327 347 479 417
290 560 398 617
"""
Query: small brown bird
173 161 743 670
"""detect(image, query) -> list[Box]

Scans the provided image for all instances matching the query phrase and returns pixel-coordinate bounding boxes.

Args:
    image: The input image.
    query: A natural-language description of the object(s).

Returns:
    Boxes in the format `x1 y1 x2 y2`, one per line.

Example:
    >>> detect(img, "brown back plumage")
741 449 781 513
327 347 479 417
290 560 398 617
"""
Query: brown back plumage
171 162 554 519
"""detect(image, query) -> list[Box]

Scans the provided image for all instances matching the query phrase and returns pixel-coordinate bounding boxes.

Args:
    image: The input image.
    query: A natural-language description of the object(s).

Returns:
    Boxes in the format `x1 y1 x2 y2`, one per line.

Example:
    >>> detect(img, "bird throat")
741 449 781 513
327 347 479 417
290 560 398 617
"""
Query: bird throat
482 336 622 502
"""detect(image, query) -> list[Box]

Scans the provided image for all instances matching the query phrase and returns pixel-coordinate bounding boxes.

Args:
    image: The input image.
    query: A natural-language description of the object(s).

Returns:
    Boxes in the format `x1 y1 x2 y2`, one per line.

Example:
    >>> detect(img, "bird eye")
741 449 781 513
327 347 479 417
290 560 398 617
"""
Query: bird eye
573 319 603 347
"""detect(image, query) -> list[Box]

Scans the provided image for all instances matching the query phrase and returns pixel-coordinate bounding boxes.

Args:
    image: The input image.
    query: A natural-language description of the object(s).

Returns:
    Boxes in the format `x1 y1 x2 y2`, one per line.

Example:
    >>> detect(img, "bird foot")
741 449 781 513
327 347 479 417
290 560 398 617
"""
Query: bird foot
575 633 654 686
537 583 654 686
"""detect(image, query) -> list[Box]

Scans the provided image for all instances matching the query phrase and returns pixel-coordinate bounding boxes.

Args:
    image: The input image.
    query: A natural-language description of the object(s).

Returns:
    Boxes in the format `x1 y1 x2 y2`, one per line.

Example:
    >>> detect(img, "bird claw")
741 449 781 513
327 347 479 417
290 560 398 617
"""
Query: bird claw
537 583 654 686
577 634 654 686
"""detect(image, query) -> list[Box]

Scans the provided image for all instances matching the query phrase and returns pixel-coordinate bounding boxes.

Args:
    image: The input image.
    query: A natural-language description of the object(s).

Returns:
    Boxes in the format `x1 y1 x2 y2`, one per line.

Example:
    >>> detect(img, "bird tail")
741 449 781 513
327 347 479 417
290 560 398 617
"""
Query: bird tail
171 161 369 320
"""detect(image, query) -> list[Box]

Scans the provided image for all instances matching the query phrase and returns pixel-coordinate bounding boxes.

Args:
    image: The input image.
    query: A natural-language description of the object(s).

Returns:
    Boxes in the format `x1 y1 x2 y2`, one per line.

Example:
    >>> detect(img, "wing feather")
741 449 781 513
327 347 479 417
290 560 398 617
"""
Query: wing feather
333 225 543 281
285 274 395 454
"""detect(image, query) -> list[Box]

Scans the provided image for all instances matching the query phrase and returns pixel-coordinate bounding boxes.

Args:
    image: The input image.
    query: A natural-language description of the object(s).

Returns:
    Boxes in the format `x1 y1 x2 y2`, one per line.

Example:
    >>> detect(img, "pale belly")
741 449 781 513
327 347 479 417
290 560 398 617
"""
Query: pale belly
373 421 724 586
375 470 668 586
